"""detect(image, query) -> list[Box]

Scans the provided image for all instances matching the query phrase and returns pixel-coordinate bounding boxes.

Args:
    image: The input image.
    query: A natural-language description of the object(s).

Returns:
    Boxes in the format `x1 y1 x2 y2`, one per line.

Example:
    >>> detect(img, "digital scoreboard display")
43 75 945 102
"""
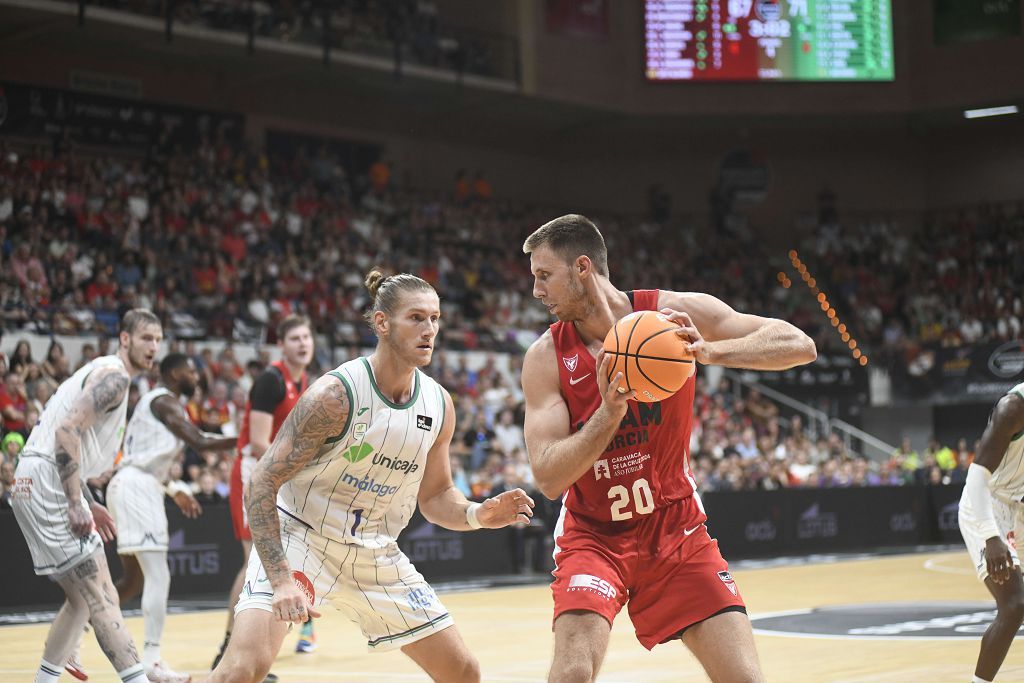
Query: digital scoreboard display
645 0 894 81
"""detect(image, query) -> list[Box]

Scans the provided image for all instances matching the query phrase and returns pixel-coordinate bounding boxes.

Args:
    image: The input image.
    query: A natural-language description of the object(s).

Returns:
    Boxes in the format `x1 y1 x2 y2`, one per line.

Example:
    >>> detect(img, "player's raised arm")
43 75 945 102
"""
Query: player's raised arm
658 291 816 371
522 332 634 500
964 392 1024 583
54 366 130 536
151 394 237 452
418 388 534 530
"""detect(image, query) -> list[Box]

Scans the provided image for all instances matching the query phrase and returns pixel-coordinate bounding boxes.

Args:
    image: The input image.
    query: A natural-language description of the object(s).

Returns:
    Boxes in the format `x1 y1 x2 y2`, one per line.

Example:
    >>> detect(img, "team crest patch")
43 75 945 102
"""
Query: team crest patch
563 354 578 372
718 570 738 596
417 415 433 431
354 423 367 439
593 459 611 480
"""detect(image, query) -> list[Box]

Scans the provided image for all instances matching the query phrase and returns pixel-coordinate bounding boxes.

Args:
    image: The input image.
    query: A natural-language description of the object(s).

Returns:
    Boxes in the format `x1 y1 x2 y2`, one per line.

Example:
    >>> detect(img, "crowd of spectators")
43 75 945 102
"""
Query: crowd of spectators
804 204 1024 371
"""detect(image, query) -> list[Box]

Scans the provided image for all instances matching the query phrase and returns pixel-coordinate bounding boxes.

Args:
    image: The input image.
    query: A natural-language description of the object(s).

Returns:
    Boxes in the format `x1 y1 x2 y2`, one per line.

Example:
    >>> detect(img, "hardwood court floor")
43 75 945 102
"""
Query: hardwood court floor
2 550 1022 682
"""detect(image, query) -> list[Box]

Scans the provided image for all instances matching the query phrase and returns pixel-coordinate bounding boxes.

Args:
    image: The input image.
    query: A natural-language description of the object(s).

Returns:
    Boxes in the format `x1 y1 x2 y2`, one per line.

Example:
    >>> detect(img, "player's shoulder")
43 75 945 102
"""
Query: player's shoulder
656 289 713 310
524 329 556 366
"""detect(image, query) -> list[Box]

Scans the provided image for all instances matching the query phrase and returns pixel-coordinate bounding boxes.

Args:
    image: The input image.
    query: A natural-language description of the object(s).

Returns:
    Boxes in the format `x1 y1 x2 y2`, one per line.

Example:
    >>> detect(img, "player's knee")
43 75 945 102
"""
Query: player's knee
999 593 1024 624
550 659 595 683
216 650 275 683
455 655 480 683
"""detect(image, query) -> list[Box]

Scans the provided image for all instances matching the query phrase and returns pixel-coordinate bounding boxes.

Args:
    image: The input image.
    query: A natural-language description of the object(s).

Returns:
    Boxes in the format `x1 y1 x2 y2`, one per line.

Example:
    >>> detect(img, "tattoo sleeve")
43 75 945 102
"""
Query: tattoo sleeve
55 368 130 504
244 377 350 587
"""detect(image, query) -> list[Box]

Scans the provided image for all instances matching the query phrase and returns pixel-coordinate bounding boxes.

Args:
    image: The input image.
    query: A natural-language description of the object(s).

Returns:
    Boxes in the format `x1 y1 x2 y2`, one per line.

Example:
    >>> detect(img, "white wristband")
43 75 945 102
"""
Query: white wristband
165 479 192 498
466 503 483 530
963 463 1000 541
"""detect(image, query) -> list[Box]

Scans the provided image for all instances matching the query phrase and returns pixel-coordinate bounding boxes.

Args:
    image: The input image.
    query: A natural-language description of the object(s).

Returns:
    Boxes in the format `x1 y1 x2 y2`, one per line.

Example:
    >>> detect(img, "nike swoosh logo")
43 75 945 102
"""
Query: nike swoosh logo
569 374 591 386
683 525 702 536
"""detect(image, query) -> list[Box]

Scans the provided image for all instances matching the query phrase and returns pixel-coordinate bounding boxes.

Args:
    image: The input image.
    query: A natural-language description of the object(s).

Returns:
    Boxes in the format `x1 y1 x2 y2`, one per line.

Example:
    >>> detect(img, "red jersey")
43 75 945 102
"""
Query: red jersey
551 289 697 523
237 360 308 456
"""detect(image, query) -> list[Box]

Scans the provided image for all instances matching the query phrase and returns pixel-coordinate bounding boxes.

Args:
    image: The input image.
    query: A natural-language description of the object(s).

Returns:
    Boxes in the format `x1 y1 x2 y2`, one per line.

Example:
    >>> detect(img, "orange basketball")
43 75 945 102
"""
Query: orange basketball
602 310 695 402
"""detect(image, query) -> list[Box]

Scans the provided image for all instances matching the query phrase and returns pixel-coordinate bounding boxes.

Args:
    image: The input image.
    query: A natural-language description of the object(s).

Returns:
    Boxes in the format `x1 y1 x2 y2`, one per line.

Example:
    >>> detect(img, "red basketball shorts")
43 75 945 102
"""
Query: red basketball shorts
551 493 746 650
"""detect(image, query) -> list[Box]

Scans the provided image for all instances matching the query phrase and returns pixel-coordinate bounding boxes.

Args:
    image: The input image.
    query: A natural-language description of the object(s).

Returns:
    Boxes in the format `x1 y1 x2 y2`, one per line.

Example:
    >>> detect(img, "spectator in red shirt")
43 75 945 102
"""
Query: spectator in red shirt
0 371 28 436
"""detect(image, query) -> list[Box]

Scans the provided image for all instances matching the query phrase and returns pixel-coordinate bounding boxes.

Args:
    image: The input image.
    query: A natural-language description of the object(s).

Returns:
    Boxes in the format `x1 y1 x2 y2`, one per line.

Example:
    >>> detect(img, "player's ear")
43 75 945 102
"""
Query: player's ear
576 255 592 276
374 310 389 336
119 329 131 349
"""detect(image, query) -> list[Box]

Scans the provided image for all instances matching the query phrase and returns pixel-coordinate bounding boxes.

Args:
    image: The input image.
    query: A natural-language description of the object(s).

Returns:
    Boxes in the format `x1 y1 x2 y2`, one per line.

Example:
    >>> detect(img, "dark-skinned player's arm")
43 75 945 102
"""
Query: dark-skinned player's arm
418 387 534 529
658 291 816 371
151 394 237 518
522 331 636 500
53 365 130 541
244 374 348 624
964 392 1024 585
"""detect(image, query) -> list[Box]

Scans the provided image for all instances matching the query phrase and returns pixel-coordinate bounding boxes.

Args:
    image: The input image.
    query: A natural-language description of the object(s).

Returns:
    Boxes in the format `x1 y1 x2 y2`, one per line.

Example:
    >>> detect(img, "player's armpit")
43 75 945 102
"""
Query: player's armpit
244 374 350 586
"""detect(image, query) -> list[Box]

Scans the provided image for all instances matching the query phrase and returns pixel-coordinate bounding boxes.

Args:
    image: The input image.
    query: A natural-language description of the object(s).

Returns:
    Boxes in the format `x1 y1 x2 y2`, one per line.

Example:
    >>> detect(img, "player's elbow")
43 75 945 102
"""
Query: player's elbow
534 474 565 501
799 335 817 364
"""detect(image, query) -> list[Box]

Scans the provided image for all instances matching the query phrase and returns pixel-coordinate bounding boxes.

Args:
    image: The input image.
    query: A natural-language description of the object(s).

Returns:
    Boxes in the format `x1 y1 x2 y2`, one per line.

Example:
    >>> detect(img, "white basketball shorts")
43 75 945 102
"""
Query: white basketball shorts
959 490 1024 580
107 465 169 554
11 454 103 576
237 516 454 651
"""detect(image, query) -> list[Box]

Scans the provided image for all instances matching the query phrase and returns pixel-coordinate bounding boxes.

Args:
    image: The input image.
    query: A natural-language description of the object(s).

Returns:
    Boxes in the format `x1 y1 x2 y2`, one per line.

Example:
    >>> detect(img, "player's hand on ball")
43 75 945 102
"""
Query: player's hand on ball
660 309 708 362
88 502 116 542
596 350 636 411
478 488 535 528
272 580 321 624
173 491 202 519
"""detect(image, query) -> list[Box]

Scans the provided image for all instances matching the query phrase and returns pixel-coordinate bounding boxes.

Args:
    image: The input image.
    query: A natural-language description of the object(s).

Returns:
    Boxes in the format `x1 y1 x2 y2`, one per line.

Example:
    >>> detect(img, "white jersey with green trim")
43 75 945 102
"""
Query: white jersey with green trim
21 355 129 479
989 381 1024 501
120 387 183 482
276 357 447 549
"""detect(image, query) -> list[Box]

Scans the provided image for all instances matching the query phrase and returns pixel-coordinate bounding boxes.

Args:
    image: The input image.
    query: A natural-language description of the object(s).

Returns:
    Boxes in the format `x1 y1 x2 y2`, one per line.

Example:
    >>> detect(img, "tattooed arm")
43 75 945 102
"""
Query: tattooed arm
54 366 130 537
243 374 349 623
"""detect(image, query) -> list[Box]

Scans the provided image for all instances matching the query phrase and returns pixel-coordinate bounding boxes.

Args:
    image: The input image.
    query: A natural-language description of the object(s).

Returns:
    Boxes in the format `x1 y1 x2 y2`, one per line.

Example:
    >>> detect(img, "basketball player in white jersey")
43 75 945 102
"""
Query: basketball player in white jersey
11 309 162 683
206 270 535 683
959 381 1024 683
106 353 237 683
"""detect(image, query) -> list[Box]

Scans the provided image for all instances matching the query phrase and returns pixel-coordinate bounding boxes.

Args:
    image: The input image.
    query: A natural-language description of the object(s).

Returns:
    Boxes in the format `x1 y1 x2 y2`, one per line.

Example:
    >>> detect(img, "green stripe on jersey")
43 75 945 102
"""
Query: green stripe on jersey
324 371 355 444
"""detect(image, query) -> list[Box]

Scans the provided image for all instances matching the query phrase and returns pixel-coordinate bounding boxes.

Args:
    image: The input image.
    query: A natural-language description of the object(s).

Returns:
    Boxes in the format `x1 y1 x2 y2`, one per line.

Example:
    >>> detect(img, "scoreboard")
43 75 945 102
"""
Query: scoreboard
645 0 894 81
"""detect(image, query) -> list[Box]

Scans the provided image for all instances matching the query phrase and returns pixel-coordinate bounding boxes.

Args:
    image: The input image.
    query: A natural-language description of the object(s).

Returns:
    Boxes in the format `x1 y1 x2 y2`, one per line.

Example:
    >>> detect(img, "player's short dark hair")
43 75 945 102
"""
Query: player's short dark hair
159 353 191 377
277 314 312 340
120 309 161 335
522 214 608 276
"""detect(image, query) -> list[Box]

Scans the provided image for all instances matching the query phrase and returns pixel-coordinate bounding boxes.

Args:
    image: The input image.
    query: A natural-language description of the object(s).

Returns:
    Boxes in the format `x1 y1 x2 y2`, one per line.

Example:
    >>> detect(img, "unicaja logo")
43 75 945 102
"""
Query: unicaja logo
344 443 374 463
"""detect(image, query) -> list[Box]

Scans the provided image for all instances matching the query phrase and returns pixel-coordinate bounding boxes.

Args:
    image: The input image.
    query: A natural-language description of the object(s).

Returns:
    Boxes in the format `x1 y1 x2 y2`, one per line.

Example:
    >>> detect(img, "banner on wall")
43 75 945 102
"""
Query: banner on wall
895 340 1024 404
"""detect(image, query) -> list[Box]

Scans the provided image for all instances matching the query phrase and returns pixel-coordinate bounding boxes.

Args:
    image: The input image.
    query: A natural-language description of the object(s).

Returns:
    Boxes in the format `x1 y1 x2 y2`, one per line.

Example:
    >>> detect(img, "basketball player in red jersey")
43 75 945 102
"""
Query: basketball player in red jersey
213 315 314 677
520 215 817 682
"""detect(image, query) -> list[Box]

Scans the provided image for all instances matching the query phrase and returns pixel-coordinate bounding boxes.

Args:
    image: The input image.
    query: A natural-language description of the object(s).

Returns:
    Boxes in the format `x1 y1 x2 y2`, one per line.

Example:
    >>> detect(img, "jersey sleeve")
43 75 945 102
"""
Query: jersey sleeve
250 369 286 413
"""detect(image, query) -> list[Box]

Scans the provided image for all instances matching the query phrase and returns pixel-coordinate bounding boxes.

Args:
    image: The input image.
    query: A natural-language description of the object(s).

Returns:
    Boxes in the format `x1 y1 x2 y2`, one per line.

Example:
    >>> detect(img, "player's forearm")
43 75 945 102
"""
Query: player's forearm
705 321 816 370
533 404 622 499
188 432 237 452
54 424 84 504
244 471 290 586
420 485 475 531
